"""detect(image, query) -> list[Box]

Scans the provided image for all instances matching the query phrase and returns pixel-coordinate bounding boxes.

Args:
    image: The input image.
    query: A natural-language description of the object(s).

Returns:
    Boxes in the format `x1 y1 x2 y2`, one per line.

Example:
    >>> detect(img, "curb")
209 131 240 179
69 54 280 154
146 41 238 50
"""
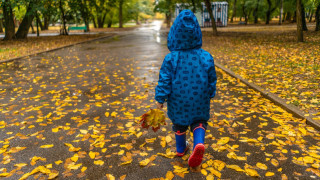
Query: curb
215 62 320 131
0 34 117 64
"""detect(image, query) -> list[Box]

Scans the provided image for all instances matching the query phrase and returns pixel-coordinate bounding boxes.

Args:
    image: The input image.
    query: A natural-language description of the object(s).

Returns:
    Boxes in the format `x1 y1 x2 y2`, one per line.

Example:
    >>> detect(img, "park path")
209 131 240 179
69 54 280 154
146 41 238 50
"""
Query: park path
0 21 319 180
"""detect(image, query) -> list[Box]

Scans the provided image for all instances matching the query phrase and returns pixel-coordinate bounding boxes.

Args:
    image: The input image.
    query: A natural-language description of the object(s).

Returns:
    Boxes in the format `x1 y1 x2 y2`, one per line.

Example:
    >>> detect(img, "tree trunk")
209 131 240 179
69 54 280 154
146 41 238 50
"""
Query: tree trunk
0 19 4 33
92 15 97 28
266 0 272 24
3 0 16 40
316 4 320 31
31 22 36 33
191 0 196 13
119 0 123 28
293 11 297 22
204 0 218 36
309 11 313 22
36 13 44 30
43 15 50 30
242 4 248 25
231 0 237 22
253 0 260 24
301 4 308 31
165 13 171 28
286 12 292 22
297 0 303 42
279 0 283 25
59 0 68 35
16 0 38 39
107 11 114 28
97 16 104 28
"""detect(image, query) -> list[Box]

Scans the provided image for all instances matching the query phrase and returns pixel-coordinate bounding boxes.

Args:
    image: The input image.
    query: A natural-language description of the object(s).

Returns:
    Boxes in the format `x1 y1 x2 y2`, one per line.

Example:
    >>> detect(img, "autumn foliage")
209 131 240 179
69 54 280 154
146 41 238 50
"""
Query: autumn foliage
140 109 166 132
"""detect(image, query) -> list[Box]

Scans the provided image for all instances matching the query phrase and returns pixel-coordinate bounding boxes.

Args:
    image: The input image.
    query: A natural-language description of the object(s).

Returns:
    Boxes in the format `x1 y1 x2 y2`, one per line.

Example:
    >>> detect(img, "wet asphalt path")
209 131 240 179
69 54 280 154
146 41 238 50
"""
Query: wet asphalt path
0 22 320 180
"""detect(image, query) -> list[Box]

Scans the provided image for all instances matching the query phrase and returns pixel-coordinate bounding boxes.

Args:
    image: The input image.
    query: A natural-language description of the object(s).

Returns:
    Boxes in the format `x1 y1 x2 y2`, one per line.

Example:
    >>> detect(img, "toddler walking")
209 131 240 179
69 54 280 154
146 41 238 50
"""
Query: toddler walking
155 9 217 167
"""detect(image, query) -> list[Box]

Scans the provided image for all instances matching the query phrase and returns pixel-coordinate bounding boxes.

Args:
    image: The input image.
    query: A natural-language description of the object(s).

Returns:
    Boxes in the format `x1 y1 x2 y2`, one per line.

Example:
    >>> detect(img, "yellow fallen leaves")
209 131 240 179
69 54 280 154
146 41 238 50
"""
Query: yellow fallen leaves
0 173 10 177
40 144 54 148
106 174 115 180
265 172 275 176
217 137 229 145
139 158 150 167
140 109 166 132
166 171 174 180
256 162 268 170
226 164 244 172
67 163 82 170
89 151 96 159
94 160 104 166
244 167 259 177
157 148 176 159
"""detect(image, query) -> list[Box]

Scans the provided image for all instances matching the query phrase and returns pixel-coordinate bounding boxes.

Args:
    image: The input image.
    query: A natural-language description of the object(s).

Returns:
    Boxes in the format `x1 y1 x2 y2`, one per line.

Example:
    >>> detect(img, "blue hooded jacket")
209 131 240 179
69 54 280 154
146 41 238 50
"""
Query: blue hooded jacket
155 9 217 126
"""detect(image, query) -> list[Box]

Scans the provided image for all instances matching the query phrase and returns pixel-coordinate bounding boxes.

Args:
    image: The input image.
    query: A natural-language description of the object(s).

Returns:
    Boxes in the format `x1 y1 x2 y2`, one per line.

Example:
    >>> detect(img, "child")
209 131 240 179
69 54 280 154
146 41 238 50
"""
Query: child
155 9 217 167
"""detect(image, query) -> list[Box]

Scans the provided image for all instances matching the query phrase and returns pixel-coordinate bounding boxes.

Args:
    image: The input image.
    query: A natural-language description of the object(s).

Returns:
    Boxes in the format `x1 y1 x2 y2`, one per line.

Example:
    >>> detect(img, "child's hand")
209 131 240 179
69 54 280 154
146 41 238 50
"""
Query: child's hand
156 102 163 109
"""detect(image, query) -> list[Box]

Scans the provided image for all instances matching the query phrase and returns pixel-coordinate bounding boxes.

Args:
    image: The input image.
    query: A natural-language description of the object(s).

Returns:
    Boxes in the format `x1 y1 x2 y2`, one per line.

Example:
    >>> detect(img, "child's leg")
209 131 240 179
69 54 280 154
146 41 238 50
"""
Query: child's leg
188 121 207 167
172 124 189 157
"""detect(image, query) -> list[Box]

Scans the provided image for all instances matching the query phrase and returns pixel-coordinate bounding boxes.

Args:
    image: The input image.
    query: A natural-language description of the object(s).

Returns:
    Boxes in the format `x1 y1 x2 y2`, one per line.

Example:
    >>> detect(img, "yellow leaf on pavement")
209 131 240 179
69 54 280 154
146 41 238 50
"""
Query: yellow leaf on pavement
226 165 244 172
206 174 214 180
201 169 208 176
48 172 59 179
71 154 79 162
217 137 230 145
265 172 275 176
89 151 96 159
245 168 259 177
0 173 9 177
139 158 150 167
165 135 172 143
105 112 110 117
55 160 63 165
94 160 104 166
256 162 268 170
40 144 54 148
165 171 174 180
106 174 115 180
120 160 132 166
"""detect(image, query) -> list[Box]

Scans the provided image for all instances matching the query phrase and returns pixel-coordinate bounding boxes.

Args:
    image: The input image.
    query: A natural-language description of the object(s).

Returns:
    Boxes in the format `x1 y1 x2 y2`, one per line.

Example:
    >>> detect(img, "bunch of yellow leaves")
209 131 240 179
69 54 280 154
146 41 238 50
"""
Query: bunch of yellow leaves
140 109 166 132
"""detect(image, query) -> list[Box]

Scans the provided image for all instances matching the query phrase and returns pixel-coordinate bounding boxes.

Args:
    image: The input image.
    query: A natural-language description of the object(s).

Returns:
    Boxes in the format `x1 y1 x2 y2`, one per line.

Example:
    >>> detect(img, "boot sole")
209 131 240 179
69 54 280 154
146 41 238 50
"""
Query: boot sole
188 143 205 167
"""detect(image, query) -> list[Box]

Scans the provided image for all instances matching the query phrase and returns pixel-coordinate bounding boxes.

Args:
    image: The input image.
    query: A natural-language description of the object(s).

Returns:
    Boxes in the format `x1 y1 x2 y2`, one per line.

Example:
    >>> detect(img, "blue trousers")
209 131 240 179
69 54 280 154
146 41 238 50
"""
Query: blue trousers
172 121 208 133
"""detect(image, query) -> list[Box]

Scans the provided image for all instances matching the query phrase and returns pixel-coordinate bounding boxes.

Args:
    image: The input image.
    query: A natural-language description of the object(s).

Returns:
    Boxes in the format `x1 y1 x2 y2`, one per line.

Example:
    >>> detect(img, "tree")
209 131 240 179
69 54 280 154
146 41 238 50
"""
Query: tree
231 0 237 22
266 0 279 24
279 0 283 24
297 0 303 42
2 0 16 40
0 17 3 33
154 0 174 28
59 0 68 35
253 0 261 24
315 2 320 31
204 0 218 35
301 3 308 31
119 0 124 28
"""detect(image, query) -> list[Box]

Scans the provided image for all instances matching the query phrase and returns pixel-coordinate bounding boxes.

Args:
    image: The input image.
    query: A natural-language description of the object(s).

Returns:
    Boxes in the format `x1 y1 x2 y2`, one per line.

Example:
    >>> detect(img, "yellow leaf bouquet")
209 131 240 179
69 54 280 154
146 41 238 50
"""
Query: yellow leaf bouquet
140 109 166 132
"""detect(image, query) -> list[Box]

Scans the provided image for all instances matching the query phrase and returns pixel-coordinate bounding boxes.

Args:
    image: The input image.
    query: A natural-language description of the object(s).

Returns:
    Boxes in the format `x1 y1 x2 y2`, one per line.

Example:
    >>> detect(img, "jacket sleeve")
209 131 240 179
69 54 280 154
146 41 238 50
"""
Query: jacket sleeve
155 54 172 104
208 55 217 98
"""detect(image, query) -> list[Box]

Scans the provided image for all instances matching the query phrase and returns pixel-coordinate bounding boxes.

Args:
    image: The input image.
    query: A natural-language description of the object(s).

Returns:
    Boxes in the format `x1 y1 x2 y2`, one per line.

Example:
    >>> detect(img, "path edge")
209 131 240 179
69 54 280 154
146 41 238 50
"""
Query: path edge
215 62 320 131
0 34 117 64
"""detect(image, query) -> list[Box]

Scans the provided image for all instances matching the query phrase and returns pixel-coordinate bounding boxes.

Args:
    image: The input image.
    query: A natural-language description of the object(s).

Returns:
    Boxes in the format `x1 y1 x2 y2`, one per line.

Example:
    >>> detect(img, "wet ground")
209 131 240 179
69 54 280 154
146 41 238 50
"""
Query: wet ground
0 21 320 180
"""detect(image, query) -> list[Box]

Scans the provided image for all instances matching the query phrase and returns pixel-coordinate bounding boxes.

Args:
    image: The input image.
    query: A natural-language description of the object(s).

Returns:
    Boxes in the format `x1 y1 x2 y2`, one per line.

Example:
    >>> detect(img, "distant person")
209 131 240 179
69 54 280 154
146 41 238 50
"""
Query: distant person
155 9 217 167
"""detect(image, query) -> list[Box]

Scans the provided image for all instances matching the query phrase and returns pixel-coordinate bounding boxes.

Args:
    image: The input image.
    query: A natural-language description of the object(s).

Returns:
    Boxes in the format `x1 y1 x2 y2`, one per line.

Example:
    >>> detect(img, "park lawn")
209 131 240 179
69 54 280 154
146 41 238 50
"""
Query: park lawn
0 34 104 62
202 26 320 121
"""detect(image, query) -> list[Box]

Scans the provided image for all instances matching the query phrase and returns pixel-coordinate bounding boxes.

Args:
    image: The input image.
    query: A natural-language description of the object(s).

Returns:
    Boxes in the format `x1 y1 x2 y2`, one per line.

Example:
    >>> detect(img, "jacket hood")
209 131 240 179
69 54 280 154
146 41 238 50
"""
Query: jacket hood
167 9 202 51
